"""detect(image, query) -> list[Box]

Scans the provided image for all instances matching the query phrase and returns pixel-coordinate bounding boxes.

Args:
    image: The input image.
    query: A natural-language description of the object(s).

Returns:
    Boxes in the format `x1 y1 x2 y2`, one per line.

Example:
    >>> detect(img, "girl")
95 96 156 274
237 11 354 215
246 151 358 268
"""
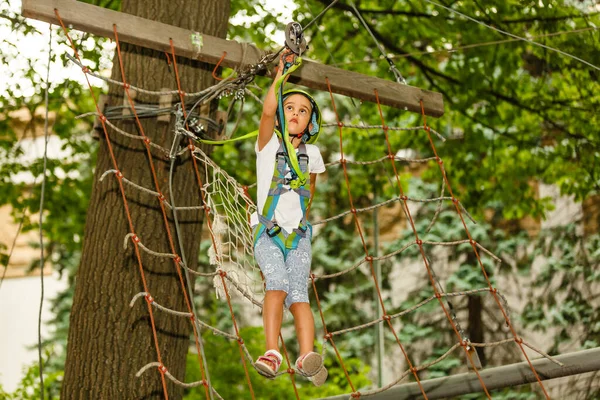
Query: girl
251 50 327 386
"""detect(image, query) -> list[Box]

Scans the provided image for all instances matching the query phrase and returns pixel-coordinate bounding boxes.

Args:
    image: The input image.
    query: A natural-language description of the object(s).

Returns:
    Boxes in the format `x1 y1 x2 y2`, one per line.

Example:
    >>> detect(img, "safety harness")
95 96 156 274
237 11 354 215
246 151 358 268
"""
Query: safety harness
253 140 311 258
250 50 322 259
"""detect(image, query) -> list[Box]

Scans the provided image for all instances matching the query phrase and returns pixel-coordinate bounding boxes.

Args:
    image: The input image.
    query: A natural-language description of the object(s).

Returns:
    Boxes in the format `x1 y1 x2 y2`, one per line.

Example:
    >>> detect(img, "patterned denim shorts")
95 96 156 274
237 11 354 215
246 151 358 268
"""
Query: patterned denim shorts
253 230 312 309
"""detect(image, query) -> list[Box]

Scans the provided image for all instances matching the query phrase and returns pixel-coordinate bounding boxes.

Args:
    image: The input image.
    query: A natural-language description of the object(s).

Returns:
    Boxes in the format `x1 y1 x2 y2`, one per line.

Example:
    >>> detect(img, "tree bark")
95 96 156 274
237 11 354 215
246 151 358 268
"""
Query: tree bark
63 1 229 399
468 294 486 367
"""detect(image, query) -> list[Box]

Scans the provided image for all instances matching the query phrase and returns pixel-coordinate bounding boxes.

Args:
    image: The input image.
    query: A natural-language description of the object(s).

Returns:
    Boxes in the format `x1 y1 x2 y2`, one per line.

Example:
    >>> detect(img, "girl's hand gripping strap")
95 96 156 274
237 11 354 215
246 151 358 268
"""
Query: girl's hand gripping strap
274 56 309 189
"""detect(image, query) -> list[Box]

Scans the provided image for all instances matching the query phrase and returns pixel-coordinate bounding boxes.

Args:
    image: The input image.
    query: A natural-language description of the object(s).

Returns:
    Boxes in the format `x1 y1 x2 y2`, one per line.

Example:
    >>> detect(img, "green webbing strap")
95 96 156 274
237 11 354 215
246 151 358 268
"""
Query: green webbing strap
253 143 311 259
273 57 309 189
192 129 259 145
192 54 307 193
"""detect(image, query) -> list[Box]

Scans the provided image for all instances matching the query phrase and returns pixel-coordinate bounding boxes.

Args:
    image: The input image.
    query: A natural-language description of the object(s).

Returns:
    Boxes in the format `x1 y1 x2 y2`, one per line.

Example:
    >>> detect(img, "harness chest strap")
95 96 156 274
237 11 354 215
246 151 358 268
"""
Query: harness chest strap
254 142 311 257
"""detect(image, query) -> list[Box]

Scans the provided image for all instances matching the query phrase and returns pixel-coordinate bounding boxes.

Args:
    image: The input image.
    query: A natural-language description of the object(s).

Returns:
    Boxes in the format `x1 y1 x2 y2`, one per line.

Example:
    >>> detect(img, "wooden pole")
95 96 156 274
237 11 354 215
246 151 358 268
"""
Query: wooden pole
319 347 600 399
21 0 445 117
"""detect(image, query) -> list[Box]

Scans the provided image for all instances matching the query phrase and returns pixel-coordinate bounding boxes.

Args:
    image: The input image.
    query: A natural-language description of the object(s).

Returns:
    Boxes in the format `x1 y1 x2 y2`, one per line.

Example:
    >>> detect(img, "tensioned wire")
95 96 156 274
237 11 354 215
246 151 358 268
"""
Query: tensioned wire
305 0 449 234
0 32 91 291
333 26 599 66
38 22 53 400
48 2 564 396
423 0 600 72
348 0 406 84
91 81 564 396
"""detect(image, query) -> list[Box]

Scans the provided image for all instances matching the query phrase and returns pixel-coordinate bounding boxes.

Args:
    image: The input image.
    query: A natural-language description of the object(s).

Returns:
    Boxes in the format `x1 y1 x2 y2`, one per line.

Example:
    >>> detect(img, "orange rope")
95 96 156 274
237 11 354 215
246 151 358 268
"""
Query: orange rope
278 334 301 400
311 274 357 393
168 39 258 399
419 100 551 399
55 10 170 397
212 51 227 81
373 89 491 398
324 79 427 398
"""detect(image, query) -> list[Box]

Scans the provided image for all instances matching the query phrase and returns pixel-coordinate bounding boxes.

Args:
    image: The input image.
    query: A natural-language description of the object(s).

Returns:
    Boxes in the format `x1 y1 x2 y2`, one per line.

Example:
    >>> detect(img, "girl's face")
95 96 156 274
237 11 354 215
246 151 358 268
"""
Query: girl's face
283 94 313 136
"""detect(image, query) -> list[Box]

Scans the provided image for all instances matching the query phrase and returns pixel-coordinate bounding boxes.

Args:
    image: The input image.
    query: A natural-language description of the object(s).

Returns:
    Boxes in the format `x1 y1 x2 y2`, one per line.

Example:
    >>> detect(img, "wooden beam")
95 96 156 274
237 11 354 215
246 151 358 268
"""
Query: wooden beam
320 347 600 400
22 0 444 117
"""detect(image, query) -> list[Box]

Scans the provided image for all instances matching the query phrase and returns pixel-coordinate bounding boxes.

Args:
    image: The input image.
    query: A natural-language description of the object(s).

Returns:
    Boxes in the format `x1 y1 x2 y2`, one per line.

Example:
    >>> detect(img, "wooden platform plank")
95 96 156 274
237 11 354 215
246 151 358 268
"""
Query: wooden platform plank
22 0 444 117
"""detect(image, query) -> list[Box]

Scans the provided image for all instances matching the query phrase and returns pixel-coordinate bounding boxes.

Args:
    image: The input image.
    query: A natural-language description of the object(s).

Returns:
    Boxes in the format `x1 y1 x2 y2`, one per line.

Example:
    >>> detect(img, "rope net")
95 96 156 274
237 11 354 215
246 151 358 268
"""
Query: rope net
54 12 559 400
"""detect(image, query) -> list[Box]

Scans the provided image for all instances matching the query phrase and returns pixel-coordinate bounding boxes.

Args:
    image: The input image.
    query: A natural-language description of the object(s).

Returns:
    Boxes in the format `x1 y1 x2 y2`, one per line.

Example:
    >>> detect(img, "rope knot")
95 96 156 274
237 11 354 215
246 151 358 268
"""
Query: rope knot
416 239 423 246
237 337 244 344
81 66 90 74
340 158 347 164
337 121 344 128
324 333 332 340
219 270 227 277
157 193 165 202
515 337 523 344
437 157 443 165
143 137 151 145
350 208 357 214
382 125 389 131
451 197 458 204
123 83 130 89
400 195 408 201
116 171 123 179
365 256 373 262
351 392 361 398
287 368 295 375
174 255 181 264
469 239 476 245
188 144 195 151
383 314 391 321
132 234 140 243
435 292 442 299
99 114 107 122
145 294 154 304
158 364 167 374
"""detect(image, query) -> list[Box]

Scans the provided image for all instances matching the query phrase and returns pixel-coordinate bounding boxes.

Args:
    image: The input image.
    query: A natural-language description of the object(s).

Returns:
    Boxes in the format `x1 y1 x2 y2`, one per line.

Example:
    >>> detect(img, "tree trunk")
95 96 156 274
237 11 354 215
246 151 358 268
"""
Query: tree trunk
468 294 486 367
63 1 229 398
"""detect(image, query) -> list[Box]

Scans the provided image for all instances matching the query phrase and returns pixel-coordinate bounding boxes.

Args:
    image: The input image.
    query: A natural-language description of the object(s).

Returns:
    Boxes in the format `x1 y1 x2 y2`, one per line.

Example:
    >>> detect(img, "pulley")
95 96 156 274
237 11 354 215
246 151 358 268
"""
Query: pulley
284 22 307 55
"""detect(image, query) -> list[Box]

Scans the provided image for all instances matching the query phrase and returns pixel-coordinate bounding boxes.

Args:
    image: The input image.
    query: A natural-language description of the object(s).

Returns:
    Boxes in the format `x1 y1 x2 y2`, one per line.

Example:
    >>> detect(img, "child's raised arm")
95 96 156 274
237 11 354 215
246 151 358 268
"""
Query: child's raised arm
257 50 293 151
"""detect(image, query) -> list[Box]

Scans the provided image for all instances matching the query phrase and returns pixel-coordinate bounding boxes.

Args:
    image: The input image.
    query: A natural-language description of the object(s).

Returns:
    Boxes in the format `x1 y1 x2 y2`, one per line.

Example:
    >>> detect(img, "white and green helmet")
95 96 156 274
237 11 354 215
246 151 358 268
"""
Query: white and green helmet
278 89 322 144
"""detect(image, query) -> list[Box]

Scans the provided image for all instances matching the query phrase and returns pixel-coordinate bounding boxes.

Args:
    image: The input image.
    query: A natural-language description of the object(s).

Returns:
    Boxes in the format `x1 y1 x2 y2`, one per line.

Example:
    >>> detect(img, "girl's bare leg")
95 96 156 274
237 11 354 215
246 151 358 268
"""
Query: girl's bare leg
289 302 315 356
263 290 287 351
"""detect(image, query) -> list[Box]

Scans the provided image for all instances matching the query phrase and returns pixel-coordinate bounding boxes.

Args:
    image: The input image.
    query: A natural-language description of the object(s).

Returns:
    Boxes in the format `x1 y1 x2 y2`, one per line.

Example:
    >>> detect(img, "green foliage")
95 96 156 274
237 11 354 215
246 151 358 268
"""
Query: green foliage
184 327 371 399
2 0 600 398
0 349 63 400
522 225 600 353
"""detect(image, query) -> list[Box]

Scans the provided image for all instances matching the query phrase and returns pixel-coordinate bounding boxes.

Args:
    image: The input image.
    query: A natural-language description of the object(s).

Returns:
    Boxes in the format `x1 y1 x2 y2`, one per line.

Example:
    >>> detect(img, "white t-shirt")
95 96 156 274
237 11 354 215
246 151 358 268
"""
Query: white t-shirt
250 132 326 233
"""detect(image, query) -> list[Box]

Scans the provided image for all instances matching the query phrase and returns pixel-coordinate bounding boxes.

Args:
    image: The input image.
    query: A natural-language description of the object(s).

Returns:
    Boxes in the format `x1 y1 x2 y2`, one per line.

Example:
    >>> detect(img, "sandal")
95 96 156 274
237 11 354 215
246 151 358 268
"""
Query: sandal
296 352 328 386
255 350 282 379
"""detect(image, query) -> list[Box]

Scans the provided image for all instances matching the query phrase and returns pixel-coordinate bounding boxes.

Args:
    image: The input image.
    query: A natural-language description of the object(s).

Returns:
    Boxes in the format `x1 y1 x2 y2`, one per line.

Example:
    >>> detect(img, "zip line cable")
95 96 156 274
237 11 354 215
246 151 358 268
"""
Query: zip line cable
423 0 600 72
349 0 407 84
301 0 340 34
0 33 89 293
38 23 53 400
334 26 599 66
40 4 581 397
269 0 340 61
